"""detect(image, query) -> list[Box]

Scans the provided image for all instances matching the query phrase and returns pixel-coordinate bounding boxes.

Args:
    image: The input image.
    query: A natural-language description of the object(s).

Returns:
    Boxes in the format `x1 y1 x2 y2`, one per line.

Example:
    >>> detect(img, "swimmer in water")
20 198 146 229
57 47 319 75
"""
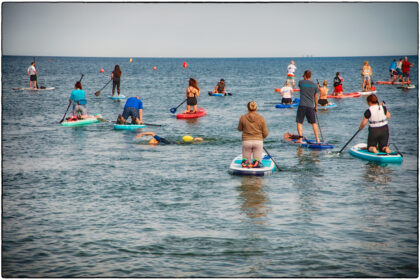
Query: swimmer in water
134 132 203 145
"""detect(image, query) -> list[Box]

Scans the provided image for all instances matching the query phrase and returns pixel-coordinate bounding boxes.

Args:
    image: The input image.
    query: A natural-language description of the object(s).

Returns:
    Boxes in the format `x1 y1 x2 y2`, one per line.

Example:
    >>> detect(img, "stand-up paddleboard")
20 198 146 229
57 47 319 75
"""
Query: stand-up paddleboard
176 108 206 119
376 81 411 85
357 90 377 96
317 102 337 109
349 143 402 163
284 132 334 149
113 123 147 130
208 91 230 96
398 84 416 89
275 98 300 108
327 92 361 99
13 87 55 91
61 114 102 127
228 153 276 176
108 95 126 100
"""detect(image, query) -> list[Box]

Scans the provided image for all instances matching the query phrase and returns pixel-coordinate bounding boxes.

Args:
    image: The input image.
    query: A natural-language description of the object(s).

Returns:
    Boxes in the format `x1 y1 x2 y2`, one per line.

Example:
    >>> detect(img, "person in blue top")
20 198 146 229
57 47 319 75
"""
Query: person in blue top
389 59 397 83
116 96 143 124
296 70 320 143
69 81 87 119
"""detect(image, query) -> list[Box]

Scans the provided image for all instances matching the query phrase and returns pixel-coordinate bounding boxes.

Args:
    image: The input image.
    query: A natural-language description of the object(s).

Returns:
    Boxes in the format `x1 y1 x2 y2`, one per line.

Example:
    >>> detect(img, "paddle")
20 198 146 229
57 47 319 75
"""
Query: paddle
263 146 282 171
316 79 325 143
338 129 361 154
94 79 112 96
34 57 39 89
170 99 187 114
390 143 403 157
59 74 84 123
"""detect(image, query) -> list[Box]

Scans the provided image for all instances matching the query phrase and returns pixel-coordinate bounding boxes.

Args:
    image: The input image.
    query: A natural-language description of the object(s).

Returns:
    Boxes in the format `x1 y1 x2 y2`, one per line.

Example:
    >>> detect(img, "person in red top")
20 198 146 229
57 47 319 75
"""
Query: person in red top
402 56 414 84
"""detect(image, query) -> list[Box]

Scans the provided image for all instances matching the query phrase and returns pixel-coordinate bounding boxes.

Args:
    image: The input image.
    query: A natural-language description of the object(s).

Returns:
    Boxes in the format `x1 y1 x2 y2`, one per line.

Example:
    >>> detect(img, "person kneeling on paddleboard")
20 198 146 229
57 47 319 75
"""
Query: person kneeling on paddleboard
212 79 226 95
69 81 88 119
237 101 269 168
184 78 200 114
333 72 343 96
135 132 203 145
117 96 143 124
358 94 391 154
318 80 330 106
280 80 294 105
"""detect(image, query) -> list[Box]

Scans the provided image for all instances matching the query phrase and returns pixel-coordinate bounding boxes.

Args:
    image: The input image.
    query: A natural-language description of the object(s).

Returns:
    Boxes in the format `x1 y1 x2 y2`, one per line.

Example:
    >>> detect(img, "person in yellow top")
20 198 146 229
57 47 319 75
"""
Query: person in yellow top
237 101 269 168
362 61 373 92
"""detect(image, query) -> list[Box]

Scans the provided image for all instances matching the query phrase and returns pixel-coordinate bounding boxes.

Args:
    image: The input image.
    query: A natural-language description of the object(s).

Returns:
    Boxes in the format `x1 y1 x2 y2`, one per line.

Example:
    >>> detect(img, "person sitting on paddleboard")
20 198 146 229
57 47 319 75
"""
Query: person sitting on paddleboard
27 62 37 89
184 78 200 114
69 81 87 119
237 101 269 168
111 65 122 97
134 132 203 145
318 80 329 106
296 70 320 143
116 96 143 124
361 61 372 92
333 72 343 96
280 80 294 105
287 60 297 89
358 94 391 154
212 79 226 95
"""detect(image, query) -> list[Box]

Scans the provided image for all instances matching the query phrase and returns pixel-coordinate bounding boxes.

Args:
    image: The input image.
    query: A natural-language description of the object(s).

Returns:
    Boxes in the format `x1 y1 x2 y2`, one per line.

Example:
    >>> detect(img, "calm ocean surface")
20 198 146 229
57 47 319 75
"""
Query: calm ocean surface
2 55 418 277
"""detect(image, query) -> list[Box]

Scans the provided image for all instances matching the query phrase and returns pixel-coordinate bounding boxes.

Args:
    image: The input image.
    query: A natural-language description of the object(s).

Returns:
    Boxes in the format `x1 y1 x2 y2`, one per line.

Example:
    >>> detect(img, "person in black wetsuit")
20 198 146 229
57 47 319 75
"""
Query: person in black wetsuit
111 65 122 96
134 132 203 145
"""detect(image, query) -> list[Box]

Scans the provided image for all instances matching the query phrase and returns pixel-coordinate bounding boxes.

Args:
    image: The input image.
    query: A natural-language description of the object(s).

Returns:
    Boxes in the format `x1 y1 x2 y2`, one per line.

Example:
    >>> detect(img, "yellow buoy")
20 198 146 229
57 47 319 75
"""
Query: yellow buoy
182 135 194 143
129 58 133 63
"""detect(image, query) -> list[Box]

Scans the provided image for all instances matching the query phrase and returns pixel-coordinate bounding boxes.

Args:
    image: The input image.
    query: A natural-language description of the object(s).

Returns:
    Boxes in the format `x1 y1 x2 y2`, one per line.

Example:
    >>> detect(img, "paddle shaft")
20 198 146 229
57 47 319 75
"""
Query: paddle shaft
338 129 361 154
33 57 39 89
315 79 324 143
263 147 281 171
170 99 187 113
95 79 112 96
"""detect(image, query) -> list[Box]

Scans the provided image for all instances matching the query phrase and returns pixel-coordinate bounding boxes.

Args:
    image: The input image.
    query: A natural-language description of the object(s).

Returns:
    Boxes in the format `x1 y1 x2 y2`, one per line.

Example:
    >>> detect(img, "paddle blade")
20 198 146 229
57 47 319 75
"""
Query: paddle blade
95 90 101 96
170 108 176 114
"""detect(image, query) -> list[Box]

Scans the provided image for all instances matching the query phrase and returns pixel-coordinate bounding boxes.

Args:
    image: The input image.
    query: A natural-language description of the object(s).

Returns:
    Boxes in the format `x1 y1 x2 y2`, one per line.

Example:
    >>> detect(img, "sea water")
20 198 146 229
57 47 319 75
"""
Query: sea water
2 55 418 277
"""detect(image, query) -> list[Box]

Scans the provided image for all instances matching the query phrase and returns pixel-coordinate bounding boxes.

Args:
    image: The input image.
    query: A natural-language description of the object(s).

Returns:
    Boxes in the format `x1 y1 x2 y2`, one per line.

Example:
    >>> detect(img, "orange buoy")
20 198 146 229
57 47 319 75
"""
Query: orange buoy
100 68 105 73
129 58 133 63
153 66 157 70
275 88 281 92
183 62 188 68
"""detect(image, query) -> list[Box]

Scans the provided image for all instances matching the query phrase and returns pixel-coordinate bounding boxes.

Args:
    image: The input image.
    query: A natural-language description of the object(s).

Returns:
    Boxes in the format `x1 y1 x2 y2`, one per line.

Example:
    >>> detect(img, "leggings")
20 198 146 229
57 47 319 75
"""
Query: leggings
242 140 263 161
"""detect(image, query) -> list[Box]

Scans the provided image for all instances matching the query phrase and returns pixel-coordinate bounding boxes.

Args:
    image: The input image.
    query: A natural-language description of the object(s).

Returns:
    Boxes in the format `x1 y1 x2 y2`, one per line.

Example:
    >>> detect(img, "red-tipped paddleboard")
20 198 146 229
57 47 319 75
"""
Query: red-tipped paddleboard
327 92 361 99
176 108 206 119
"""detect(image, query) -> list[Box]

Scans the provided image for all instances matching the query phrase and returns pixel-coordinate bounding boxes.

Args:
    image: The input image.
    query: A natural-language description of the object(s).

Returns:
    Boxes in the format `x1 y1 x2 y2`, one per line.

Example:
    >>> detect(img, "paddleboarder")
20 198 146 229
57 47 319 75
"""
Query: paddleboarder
116 96 143 124
237 101 269 168
280 80 294 105
27 62 37 89
358 94 391 154
184 78 200 114
402 56 414 84
212 79 226 95
332 72 344 96
295 70 320 143
361 61 372 92
287 60 297 89
111 65 122 97
69 81 87 119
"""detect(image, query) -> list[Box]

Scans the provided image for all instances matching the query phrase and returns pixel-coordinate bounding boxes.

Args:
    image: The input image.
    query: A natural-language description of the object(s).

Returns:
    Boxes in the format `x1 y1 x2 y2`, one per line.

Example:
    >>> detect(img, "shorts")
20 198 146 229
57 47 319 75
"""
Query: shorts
282 98 292 104
403 72 410 78
334 84 343 93
112 80 120 92
287 75 294 81
187 96 197 106
72 103 87 116
30 75 37 81
363 75 371 81
296 106 316 124
368 125 389 151
389 69 396 77
318 99 328 106
396 68 403 75
122 106 140 121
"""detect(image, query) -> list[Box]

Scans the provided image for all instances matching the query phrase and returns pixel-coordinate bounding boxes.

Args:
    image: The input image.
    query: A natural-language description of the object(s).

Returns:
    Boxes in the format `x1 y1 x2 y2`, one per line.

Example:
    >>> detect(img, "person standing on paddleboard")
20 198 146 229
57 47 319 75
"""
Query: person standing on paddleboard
287 61 297 89
395 58 403 82
212 79 226 95
389 59 397 83
280 80 294 105
27 62 37 89
69 81 88 119
116 96 143 124
111 65 122 97
237 101 269 168
402 56 414 84
296 70 320 143
358 94 391 154
333 72 344 96
361 61 373 92
184 78 200 114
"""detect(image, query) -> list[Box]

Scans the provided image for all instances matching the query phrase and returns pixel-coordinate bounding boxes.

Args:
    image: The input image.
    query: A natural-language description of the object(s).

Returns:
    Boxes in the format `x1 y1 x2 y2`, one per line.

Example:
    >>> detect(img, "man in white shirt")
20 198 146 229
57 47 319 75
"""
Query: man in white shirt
287 60 297 89
27 62 37 89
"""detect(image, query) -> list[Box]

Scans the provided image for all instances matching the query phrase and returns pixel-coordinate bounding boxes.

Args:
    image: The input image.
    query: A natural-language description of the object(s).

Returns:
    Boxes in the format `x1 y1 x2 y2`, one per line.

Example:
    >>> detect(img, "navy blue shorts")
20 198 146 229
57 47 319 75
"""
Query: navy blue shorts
122 106 139 120
296 106 316 124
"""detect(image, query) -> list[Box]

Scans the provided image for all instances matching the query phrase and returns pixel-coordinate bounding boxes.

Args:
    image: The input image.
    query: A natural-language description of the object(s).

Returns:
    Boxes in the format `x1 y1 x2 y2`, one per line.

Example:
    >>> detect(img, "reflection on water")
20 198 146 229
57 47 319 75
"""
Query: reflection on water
363 162 393 184
297 147 321 164
236 177 269 224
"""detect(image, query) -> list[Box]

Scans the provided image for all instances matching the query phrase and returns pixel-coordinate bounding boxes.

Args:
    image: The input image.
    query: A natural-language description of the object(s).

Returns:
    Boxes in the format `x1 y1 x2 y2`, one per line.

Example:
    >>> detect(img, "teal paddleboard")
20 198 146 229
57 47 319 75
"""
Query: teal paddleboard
113 123 147 130
349 143 402 163
61 114 101 127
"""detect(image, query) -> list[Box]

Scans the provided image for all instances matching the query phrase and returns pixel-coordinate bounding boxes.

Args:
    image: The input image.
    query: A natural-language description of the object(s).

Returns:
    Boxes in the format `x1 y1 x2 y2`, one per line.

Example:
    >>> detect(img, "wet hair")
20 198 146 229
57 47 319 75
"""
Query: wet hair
189 78 199 91
367 94 379 104
75 81 82 89
114 65 121 77
303 70 311 79
336 72 340 76
323 80 328 86
247 101 258 111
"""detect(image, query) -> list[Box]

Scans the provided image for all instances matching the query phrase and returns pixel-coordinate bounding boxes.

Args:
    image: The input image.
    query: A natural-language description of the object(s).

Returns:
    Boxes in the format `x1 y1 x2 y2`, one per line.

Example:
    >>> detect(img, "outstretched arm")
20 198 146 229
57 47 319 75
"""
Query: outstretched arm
135 132 156 139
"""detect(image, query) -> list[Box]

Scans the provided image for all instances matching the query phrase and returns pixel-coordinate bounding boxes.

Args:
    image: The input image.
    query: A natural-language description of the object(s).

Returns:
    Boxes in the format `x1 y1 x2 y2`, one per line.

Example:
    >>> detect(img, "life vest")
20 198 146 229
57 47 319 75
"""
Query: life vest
368 105 388 128
333 77 342 87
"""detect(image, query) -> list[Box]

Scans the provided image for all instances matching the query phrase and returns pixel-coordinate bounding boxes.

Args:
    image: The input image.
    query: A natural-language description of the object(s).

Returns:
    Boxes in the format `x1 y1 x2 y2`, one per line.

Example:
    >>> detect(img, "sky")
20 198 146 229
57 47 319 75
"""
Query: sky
2 2 419 57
